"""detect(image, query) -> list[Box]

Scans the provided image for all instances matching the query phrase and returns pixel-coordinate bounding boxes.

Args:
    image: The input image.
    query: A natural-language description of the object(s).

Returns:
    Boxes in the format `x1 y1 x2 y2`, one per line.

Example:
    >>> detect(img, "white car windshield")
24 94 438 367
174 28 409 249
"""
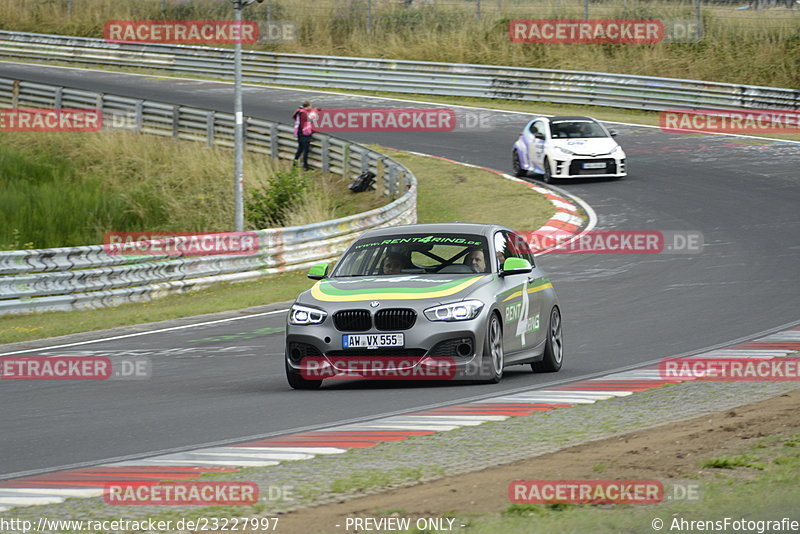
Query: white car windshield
550 121 608 139
333 234 491 276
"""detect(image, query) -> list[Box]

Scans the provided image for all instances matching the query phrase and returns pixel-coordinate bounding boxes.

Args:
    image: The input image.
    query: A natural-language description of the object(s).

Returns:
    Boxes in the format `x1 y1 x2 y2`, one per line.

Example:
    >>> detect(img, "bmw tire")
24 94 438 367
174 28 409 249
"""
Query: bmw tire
532 306 563 373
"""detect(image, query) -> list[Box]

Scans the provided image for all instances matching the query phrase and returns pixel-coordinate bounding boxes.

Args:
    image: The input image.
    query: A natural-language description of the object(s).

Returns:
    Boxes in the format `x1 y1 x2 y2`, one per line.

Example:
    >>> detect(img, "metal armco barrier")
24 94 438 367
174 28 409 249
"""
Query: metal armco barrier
0 78 417 315
0 30 797 111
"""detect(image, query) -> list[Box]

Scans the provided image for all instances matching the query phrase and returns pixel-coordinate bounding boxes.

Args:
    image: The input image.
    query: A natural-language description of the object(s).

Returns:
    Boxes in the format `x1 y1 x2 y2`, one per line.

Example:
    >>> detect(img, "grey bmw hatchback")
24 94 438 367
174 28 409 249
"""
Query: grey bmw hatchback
285 223 563 389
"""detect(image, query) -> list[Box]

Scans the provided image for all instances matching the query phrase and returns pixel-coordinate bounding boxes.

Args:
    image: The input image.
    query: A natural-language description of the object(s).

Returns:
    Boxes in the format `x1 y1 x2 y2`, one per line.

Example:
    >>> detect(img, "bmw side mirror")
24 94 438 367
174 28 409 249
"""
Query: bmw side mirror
500 257 532 277
307 262 330 280
609 130 617 137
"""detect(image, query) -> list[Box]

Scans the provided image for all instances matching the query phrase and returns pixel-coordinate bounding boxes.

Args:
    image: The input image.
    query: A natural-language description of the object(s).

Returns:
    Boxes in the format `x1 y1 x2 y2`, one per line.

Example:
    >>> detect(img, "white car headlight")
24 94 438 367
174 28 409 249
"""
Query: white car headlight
555 146 575 155
289 304 327 325
611 145 623 155
424 300 484 322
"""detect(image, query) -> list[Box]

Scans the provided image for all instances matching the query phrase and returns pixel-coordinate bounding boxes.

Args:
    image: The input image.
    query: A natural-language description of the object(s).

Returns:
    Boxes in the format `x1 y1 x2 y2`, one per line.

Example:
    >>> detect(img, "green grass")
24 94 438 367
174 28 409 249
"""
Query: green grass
0 148 557 345
330 467 426 494
0 132 385 249
505 503 574 517
702 455 766 470
415 441 800 534
0 131 384 249
381 147 555 231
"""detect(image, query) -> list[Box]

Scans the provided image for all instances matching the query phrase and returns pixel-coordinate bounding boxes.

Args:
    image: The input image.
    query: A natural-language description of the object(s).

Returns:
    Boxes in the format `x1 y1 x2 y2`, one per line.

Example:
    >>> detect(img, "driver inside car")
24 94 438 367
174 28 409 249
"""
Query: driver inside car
381 252 407 275
464 248 487 273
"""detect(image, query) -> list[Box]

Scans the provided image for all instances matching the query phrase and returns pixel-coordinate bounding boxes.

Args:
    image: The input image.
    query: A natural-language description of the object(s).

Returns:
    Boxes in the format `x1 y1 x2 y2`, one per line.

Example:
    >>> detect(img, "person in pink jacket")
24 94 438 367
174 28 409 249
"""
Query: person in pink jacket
292 101 315 170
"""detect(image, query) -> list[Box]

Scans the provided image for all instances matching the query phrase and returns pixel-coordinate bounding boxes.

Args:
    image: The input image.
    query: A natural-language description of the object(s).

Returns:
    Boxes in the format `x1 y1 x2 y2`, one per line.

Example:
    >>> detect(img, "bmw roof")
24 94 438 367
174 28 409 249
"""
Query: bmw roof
358 222 510 238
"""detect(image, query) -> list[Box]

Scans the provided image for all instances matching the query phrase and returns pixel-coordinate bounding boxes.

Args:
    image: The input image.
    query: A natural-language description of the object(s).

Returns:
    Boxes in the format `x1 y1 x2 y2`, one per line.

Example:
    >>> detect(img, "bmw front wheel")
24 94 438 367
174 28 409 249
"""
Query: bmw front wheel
483 313 504 383
286 359 322 390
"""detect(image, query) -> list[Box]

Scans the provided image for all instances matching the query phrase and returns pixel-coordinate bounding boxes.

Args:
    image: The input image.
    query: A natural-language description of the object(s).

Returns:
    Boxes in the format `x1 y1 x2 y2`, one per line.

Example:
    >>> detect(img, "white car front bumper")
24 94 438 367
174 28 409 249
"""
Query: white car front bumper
551 152 626 178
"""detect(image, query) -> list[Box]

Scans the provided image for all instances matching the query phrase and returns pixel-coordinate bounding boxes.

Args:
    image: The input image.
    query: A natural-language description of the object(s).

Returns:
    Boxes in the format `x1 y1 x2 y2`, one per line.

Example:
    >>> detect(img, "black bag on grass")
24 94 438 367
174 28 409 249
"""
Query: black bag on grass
348 171 376 193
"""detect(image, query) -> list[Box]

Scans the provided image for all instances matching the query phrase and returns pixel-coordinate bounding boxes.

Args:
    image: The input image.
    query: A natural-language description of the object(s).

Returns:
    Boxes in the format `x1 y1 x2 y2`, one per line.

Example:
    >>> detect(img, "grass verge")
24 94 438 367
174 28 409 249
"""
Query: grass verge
0 131 384 248
453 436 800 534
0 272 309 346
0 148 556 345
377 147 555 230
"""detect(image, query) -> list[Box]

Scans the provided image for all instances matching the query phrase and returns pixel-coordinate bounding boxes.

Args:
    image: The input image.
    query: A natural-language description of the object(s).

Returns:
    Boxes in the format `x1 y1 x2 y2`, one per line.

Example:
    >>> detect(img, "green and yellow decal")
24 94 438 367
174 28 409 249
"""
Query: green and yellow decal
501 277 552 347
311 276 483 302
500 278 553 302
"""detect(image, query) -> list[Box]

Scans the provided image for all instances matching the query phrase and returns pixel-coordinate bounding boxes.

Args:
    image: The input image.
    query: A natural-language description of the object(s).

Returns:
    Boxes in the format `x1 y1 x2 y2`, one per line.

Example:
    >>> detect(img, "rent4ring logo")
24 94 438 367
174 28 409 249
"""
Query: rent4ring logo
0 108 102 132
104 21 259 44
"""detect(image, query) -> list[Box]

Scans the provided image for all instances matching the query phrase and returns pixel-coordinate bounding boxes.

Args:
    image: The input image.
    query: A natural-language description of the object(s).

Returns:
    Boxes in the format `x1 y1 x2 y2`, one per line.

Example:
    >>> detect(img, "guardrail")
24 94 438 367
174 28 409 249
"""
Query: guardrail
0 77 417 315
0 30 797 111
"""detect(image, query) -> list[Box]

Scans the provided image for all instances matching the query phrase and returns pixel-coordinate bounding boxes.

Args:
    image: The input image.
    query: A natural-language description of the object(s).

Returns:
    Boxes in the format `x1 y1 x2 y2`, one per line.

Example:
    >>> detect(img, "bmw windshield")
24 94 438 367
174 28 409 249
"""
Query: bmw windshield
333 234 492 276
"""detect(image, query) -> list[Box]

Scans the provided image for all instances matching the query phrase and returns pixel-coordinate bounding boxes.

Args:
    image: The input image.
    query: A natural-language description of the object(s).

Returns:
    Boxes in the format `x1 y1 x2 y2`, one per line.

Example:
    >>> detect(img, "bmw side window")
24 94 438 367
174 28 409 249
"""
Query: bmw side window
510 232 536 266
496 231 535 267
493 232 509 271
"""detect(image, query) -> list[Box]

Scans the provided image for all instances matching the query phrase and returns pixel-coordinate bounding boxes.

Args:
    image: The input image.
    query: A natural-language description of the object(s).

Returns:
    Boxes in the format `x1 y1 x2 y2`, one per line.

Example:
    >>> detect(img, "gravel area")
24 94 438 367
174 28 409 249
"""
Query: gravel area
5 377 799 532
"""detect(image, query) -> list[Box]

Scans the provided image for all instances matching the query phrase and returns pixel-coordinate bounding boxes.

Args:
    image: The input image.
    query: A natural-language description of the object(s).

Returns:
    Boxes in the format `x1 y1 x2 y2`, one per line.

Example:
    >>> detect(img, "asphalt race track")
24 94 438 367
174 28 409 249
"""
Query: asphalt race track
1 62 798 480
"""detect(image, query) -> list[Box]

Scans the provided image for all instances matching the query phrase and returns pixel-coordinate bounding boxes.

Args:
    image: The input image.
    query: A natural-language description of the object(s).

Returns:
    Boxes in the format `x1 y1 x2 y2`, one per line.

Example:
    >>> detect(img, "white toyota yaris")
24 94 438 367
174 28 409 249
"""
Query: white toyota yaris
512 116 626 183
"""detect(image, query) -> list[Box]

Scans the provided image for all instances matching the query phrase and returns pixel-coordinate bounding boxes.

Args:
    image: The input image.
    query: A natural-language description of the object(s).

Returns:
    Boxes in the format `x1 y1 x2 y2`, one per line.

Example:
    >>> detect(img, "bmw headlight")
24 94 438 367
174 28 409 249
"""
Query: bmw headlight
611 145 623 154
555 146 575 155
289 304 327 325
424 300 484 322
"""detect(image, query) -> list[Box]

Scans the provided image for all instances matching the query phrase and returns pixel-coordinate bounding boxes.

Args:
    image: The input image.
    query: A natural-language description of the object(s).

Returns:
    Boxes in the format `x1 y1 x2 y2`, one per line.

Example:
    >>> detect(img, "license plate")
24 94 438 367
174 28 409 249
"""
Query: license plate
583 162 606 169
343 333 404 349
